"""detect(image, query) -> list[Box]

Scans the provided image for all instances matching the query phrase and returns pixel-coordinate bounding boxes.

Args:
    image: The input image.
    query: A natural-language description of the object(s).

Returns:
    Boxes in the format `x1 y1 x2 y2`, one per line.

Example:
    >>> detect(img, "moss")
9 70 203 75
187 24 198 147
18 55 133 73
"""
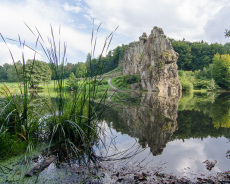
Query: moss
140 52 145 61
162 121 173 131
135 52 145 64
135 53 141 63
154 59 165 77
162 50 172 62
148 65 154 72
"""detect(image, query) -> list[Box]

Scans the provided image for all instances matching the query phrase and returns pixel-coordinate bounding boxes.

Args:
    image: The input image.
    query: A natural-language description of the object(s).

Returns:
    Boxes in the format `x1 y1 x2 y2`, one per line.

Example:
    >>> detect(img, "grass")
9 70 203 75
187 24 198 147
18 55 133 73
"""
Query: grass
0 78 113 97
111 77 131 90
94 78 112 91
103 66 123 77
0 78 112 94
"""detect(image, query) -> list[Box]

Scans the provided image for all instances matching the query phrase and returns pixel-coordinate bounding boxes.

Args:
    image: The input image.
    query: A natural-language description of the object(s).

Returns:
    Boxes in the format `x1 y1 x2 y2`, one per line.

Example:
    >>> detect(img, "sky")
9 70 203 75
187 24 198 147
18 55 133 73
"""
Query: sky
1 0 230 66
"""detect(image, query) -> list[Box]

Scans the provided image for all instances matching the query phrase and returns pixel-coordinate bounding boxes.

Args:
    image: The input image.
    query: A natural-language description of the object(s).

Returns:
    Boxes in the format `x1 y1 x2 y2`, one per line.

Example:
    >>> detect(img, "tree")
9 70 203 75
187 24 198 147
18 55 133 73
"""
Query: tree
170 38 230 71
7 67 19 82
64 63 75 78
171 40 192 70
25 60 52 88
75 62 87 78
66 72 77 90
225 29 230 37
0 66 7 82
6 61 23 82
84 44 128 77
212 53 230 89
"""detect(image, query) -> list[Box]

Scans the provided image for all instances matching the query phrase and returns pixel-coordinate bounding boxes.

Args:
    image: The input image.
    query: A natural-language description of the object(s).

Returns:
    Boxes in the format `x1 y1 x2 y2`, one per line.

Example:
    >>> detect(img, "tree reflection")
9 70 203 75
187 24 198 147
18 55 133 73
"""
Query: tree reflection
102 92 230 157
103 92 180 156
175 92 230 139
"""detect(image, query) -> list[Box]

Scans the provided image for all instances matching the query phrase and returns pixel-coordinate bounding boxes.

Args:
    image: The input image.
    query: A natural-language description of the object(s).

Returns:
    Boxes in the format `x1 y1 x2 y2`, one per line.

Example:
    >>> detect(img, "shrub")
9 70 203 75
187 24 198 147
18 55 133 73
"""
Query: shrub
113 74 141 88
124 74 140 84
178 70 185 77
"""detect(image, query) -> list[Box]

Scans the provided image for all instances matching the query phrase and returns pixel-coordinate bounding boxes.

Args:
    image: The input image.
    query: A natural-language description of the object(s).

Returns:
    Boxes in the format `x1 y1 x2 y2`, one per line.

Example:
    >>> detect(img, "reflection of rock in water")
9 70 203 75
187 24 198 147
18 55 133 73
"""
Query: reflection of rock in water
119 92 180 156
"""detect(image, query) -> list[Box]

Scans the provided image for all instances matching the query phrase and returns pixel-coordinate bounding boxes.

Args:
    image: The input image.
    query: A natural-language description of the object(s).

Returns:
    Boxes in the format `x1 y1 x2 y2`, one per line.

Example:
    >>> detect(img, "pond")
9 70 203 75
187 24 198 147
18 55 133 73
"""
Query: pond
1 91 229 183
94 92 230 182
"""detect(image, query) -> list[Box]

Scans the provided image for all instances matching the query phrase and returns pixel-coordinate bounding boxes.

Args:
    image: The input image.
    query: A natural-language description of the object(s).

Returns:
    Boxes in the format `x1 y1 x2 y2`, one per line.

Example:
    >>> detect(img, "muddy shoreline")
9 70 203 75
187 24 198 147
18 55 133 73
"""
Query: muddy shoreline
36 162 230 184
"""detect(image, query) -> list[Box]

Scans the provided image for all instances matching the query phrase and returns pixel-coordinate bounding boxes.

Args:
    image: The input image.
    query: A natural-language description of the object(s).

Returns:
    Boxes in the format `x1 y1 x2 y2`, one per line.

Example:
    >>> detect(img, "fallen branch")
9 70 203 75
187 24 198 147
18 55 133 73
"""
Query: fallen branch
25 155 56 177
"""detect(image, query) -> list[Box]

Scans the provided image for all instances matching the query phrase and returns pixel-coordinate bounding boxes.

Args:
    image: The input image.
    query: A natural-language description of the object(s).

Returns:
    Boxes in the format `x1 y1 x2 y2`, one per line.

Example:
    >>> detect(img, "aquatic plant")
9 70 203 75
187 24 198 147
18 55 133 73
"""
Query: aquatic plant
0 23 116 182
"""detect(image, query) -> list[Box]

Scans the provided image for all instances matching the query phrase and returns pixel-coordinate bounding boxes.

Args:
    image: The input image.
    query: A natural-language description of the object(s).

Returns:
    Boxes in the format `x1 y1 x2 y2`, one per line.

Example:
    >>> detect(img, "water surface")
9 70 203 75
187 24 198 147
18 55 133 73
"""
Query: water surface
96 92 230 180
2 91 229 183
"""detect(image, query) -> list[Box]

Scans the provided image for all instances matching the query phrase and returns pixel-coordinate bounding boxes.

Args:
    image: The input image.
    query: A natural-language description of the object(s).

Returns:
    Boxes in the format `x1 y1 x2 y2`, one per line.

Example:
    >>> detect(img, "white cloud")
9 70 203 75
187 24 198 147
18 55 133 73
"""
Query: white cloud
84 0 229 43
63 2 82 14
204 6 230 43
78 24 87 29
0 0 66 40
0 42 42 66
0 0 98 64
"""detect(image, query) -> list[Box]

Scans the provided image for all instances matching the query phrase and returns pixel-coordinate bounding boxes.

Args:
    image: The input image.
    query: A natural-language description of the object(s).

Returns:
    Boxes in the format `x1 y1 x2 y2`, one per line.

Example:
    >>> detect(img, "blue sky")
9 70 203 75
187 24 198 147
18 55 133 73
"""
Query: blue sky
1 0 230 65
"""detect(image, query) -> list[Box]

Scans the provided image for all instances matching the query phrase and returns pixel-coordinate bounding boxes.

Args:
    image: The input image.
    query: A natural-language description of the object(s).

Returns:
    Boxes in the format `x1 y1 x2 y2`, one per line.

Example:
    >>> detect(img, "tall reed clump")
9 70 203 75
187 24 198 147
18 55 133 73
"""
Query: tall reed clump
36 25 117 163
0 34 42 160
0 23 117 182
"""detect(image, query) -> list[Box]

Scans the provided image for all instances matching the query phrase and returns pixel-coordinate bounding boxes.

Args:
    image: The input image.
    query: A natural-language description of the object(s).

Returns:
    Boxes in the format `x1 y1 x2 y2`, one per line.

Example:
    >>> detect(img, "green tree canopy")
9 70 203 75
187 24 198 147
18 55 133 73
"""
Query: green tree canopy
212 53 230 89
75 62 87 78
6 61 23 82
84 44 128 77
170 39 229 71
0 66 7 82
171 40 192 70
66 72 77 90
25 60 52 88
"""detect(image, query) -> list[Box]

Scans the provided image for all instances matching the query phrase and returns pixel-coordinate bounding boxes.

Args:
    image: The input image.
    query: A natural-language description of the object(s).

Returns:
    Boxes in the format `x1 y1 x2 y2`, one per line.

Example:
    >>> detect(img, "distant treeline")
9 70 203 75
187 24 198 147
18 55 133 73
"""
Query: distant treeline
170 39 230 71
0 44 128 82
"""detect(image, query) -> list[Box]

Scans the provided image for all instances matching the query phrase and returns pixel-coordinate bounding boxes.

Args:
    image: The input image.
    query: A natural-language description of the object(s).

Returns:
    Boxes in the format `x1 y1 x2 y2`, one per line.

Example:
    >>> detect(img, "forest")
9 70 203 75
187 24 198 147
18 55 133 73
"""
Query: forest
0 44 128 82
172 40 230 90
170 39 230 71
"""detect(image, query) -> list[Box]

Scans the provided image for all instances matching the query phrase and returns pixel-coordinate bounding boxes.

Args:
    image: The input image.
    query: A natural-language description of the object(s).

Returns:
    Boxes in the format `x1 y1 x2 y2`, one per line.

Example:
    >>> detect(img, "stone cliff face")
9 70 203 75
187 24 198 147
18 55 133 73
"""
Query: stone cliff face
120 26 181 97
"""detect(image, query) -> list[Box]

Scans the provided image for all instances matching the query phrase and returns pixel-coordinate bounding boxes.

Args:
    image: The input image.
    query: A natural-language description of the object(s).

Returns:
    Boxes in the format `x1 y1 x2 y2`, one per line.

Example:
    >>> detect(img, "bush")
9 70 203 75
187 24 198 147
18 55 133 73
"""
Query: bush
113 74 141 88
117 81 123 87
102 80 108 85
178 70 185 77
124 75 140 84
178 68 220 91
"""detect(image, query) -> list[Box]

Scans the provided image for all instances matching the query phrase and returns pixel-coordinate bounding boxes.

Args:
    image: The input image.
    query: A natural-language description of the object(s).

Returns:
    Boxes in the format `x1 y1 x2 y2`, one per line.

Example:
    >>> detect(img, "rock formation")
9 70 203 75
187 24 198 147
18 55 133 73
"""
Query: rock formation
120 26 181 97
